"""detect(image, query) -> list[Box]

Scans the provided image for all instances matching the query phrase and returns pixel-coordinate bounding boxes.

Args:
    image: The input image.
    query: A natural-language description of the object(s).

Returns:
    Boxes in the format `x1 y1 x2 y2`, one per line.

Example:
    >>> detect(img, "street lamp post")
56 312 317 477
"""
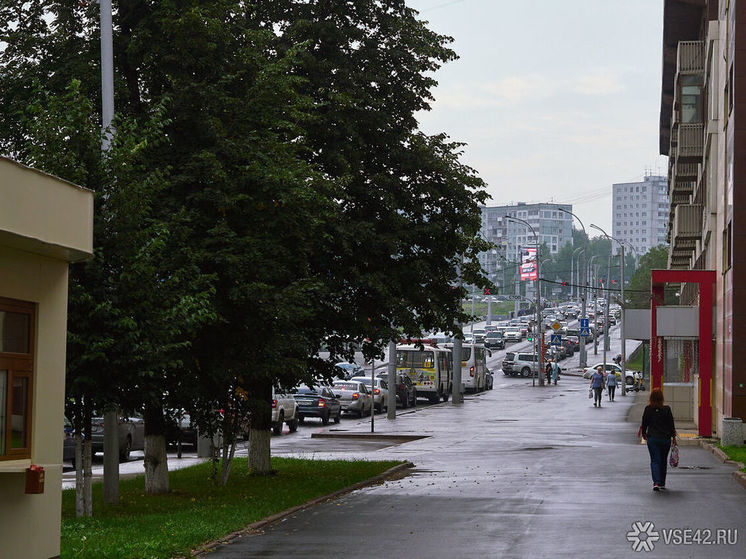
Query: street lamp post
558 208 588 367
571 247 583 300
589 255 600 357
506 215 544 386
591 224 627 396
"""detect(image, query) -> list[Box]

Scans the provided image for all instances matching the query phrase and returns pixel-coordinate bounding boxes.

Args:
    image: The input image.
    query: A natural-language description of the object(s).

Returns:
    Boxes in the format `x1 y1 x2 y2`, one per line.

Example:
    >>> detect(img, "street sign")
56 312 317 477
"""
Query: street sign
551 320 562 332
550 334 562 346
580 326 590 337
579 318 589 329
503 294 522 301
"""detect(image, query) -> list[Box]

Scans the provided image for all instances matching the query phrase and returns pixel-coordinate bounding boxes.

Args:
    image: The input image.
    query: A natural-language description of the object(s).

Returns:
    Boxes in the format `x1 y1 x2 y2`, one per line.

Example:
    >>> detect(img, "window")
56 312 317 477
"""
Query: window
0 298 34 461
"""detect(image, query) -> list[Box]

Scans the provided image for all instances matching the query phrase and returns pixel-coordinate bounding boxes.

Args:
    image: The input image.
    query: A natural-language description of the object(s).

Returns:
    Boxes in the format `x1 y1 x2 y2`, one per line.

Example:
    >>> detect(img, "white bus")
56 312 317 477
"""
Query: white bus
396 343 453 403
445 343 489 393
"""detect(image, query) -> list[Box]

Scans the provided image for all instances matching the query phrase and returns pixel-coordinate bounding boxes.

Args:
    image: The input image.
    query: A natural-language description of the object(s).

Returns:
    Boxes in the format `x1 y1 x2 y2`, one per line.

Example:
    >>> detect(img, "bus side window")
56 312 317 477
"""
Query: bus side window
423 355 434 368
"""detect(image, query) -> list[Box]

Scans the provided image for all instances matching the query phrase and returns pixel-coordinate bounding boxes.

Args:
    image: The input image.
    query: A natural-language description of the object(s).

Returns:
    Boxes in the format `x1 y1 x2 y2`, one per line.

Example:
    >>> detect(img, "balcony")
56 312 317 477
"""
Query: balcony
672 204 703 242
677 41 705 75
677 124 704 160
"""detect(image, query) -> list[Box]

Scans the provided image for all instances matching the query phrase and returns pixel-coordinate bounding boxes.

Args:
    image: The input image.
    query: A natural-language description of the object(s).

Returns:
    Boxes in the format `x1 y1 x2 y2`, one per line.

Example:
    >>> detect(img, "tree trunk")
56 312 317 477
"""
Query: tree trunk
248 427 271 473
143 402 169 494
83 436 93 517
144 434 169 494
220 439 236 486
248 380 273 474
74 434 86 517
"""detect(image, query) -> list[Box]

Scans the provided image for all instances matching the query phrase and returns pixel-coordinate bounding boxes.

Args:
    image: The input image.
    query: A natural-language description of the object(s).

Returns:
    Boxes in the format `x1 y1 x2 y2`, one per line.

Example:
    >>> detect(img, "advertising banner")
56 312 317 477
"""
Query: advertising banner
520 247 537 282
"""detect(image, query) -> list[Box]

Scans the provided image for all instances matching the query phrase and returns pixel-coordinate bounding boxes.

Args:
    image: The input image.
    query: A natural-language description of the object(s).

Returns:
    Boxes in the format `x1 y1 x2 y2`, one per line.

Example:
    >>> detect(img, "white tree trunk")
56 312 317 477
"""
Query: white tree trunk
144 434 169 494
248 427 271 474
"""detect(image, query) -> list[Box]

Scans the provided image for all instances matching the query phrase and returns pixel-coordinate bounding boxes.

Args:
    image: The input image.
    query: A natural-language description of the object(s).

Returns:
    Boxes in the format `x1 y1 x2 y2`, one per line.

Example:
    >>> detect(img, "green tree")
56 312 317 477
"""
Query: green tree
626 245 675 308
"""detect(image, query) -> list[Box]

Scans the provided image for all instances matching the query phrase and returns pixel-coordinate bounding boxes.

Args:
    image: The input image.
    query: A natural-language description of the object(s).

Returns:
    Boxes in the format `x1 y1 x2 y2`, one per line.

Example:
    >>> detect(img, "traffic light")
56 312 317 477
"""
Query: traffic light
484 287 494 295
560 281 569 286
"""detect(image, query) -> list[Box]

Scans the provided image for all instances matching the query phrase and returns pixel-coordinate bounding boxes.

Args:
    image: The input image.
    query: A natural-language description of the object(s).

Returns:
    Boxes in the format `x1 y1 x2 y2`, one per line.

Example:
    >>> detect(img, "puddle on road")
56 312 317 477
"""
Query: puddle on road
677 466 713 470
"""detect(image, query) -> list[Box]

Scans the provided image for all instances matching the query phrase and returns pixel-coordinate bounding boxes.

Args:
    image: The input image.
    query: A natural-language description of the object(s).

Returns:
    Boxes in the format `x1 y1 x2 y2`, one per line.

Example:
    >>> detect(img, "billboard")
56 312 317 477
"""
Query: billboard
520 247 537 282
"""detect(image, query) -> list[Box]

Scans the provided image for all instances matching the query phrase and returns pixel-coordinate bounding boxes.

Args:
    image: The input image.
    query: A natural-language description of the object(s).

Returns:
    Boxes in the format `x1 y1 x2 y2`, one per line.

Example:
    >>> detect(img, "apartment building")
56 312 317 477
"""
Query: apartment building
611 174 669 257
659 0 746 429
479 202 573 293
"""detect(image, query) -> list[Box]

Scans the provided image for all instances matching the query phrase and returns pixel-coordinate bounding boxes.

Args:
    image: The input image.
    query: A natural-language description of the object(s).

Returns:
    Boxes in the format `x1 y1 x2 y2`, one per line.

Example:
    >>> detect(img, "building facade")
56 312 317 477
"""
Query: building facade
611 174 669 256
659 0 746 430
479 202 573 296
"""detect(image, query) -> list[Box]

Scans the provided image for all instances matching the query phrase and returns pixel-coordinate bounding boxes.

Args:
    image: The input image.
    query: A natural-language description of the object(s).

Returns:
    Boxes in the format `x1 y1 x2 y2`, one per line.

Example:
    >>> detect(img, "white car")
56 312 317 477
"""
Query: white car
504 330 522 343
332 379 373 417
271 388 300 435
350 376 389 413
582 363 644 389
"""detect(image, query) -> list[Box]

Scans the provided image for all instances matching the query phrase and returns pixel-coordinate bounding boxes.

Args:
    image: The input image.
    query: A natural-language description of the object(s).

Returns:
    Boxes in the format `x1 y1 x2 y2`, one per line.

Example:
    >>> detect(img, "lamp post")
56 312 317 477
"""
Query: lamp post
591 224 627 396
506 215 544 386
571 247 583 300
558 208 588 367
589 255 600 356
541 258 551 306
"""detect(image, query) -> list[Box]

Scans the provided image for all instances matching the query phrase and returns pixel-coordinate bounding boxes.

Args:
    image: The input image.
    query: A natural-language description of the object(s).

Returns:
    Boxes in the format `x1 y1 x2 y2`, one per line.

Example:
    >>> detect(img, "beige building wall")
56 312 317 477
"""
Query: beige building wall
0 157 93 559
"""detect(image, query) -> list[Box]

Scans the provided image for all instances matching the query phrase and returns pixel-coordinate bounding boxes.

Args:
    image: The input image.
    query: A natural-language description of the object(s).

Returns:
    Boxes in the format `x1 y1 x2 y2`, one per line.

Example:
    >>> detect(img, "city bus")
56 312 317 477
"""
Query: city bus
396 343 453 403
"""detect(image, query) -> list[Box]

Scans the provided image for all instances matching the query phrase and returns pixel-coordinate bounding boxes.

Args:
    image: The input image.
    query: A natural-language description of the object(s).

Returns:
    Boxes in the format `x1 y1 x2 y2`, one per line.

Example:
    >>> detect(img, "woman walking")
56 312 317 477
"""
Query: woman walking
589 365 605 407
606 368 618 401
640 388 677 491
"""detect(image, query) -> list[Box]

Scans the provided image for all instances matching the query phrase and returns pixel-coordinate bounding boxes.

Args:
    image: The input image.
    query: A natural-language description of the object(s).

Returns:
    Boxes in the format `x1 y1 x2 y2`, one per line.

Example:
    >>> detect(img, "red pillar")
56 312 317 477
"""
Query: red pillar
698 276 714 437
650 283 664 391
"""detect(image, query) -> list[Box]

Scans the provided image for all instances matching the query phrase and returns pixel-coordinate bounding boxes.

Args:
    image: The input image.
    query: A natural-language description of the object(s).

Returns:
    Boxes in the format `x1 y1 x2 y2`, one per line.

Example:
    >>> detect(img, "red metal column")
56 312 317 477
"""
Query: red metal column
650 282 664 391
698 274 715 437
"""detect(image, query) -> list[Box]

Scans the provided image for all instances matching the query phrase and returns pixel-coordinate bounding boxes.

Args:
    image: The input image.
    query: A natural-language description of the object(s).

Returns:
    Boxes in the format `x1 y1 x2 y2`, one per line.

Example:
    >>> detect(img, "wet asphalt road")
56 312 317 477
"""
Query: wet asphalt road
207 330 746 558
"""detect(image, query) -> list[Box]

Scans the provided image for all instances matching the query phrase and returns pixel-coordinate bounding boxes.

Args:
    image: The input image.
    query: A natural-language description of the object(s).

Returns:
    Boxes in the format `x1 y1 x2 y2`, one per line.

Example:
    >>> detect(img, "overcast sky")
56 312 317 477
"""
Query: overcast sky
407 0 668 235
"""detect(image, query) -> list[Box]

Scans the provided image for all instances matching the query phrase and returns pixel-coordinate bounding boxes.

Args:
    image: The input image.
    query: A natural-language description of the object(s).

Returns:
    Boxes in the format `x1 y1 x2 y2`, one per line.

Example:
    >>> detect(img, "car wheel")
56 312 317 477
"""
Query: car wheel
321 411 330 425
442 388 450 402
521 367 531 378
288 416 299 433
119 436 132 462
402 392 409 409
334 410 341 424
298 415 305 424
272 412 284 435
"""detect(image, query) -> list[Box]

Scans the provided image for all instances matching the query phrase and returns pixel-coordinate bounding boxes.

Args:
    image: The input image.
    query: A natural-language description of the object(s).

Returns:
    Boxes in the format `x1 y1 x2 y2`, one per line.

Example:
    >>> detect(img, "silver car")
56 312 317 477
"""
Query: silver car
332 380 373 417
350 376 389 413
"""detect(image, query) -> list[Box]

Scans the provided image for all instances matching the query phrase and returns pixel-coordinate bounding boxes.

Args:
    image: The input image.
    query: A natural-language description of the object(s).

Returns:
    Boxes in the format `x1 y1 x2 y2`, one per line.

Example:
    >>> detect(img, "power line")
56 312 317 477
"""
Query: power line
421 0 469 12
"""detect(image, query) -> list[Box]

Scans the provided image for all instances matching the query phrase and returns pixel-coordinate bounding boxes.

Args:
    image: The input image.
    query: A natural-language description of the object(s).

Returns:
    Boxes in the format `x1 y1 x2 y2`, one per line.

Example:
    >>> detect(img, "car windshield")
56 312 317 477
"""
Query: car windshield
336 363 355 371
333 382 358 390
293 386 319 395
353 378 372 386
461 348 472 360
487 332 502 338
505 352 515 360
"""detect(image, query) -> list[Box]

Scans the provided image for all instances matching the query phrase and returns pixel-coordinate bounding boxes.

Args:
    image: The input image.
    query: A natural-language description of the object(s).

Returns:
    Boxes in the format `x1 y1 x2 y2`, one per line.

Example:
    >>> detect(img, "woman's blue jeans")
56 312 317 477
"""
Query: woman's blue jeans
647 436 671 486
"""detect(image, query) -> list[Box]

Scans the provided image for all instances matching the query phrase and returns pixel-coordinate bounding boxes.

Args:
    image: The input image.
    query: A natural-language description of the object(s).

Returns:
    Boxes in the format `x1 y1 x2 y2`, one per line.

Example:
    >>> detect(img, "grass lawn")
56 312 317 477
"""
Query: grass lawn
626 344 644 371
718 445 746 471
61 457 401 559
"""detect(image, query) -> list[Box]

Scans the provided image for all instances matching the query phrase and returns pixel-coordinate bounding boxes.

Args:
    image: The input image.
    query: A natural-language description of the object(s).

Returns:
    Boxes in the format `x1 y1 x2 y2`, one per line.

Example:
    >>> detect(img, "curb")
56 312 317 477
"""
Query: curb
310 433 428 442
189 460 415 557
699 440 746 489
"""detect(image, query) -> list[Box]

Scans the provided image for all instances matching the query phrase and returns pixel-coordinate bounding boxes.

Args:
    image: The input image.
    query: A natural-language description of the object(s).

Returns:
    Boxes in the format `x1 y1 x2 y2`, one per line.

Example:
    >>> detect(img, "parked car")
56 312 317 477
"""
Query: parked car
335 362 365 380
501 352 539 377
332 379 373 417
378 372 417 408
165 412 198 451
293 384 342 425
271 388 300 435
350 376 389 413
485 331 505 349
582 363 644 389
472 329 487 343
63 417 76 466
90 414 145 461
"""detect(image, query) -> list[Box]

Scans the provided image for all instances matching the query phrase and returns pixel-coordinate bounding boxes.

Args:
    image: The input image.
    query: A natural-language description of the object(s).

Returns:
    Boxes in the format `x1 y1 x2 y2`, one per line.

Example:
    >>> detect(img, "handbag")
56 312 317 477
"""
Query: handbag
588 388 593 399
669 443 680 468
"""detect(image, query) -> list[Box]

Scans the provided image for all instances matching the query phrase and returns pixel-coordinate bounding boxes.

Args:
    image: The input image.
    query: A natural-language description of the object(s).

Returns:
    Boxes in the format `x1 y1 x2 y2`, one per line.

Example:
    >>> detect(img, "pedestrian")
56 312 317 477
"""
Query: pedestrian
606 368 618 401
545 361 552 384
550 358 560 385
589 365 604 407
640 388 677 491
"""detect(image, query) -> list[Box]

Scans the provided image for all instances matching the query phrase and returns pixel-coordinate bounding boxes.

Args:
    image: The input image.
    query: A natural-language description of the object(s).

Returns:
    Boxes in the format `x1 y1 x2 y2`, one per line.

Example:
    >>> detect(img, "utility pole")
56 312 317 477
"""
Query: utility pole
387 340 396 419
100 0 119 506
452 257 464 404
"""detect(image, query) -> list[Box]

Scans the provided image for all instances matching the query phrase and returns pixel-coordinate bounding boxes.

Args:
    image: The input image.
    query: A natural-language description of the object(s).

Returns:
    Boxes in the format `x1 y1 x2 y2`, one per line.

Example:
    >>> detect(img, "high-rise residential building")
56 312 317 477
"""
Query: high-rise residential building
479 202 573 292
611 174 669 256
658 0 746 432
